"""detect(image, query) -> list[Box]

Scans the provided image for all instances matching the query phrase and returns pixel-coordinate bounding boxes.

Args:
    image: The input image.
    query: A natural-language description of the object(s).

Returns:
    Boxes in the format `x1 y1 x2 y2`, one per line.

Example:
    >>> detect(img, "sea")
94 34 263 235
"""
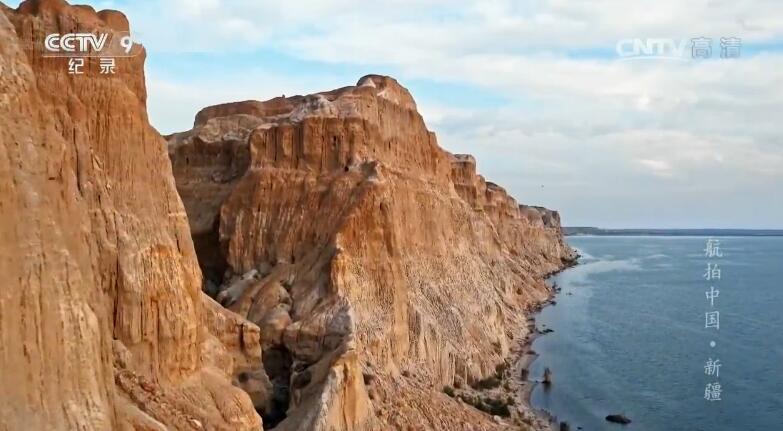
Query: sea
529 236 783 431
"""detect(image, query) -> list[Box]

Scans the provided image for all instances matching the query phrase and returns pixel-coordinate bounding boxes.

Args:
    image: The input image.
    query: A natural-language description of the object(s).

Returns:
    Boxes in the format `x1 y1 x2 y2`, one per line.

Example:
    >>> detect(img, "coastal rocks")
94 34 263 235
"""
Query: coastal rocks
543 368 553 385
170 73 576 429
606 414 632 424
0 1 261 429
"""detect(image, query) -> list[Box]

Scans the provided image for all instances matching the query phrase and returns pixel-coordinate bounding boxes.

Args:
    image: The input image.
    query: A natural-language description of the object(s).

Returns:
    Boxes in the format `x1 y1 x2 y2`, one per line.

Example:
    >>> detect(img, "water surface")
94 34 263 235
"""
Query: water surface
530 236 783 430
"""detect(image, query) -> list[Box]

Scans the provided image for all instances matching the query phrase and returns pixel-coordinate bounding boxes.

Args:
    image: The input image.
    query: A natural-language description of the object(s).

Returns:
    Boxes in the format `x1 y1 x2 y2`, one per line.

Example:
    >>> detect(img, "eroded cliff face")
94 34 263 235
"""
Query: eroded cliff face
0 1 262 430
170 75 576 430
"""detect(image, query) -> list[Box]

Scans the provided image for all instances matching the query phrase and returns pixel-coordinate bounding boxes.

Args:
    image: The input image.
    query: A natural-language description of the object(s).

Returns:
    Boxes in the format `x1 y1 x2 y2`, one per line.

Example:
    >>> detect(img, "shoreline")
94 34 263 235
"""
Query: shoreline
447 255 579 430
510 258 579 430
515 291 558 430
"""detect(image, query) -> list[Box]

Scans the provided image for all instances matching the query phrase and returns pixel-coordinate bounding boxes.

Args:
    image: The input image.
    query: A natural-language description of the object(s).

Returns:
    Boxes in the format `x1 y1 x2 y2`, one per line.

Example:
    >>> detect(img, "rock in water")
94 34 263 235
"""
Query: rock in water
606 414 633 424
543 367 553 385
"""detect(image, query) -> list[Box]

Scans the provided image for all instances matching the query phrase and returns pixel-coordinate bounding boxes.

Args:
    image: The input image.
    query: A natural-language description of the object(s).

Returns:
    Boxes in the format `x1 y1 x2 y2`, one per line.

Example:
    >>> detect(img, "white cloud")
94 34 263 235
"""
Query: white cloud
637 159 674 178
129 0 783 54
14 0 776 227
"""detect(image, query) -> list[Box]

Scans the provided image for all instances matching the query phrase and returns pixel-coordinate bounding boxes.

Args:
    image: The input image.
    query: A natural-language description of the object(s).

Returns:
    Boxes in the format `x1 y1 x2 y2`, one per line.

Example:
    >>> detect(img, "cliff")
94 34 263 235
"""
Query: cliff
0 1 574 429
0 1 262 430
169 75 576 430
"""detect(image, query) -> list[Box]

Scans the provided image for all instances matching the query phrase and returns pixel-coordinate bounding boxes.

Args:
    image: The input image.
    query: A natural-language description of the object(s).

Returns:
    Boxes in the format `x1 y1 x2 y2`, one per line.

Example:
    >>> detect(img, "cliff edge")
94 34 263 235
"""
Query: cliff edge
0 1 262 429
169 75 576 430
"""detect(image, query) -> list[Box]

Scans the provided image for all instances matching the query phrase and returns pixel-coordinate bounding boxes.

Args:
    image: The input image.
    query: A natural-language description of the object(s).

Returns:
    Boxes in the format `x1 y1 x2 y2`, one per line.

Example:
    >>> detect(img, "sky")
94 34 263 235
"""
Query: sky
8 0 783 228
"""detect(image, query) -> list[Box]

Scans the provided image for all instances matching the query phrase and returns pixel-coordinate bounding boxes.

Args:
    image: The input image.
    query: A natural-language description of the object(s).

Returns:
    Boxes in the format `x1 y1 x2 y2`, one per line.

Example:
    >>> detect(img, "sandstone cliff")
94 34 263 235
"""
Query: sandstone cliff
169 75 576 430
0 1 262 430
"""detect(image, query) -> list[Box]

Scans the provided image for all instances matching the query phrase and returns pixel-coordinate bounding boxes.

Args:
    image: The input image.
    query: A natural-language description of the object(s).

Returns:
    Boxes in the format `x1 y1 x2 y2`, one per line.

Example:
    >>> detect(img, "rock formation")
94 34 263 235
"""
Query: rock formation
169 75 576 430
0 1 262 429
1 0 575 429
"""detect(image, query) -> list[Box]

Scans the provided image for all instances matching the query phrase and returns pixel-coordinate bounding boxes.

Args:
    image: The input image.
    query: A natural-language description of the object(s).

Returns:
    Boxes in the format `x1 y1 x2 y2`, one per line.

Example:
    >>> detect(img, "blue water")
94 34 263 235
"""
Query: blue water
530 236 783 431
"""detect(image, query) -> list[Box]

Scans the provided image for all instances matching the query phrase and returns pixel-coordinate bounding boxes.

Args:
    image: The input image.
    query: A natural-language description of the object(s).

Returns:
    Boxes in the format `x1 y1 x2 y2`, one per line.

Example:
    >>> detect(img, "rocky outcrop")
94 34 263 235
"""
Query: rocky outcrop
0 1 574 428
169 75 576 429
0 1 262 430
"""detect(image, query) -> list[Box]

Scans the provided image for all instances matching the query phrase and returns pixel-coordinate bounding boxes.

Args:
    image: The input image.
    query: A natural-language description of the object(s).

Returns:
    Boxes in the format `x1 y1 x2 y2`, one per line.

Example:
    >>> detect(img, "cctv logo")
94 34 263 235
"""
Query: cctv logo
44 33 108 54
616 38 689 61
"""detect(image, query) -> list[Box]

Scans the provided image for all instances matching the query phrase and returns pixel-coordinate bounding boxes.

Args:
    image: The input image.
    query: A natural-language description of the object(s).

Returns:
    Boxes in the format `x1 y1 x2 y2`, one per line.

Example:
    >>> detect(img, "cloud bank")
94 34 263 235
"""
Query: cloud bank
8 0 781 228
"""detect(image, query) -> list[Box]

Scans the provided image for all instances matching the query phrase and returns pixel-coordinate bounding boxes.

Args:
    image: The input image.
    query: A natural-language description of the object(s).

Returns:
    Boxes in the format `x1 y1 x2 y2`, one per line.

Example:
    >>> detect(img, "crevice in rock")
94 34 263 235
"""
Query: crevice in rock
194 216 227 298
261 345 293 428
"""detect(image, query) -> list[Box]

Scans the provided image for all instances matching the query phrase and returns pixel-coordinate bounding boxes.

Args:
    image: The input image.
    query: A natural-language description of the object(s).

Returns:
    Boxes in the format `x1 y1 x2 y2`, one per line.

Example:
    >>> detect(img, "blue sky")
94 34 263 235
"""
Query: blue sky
8 0 783 228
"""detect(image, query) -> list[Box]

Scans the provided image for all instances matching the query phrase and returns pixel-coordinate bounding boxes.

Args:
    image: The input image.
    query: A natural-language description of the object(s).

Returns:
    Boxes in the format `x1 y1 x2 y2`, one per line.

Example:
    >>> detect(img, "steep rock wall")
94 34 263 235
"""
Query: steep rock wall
170 75 576 430
0 1 262 429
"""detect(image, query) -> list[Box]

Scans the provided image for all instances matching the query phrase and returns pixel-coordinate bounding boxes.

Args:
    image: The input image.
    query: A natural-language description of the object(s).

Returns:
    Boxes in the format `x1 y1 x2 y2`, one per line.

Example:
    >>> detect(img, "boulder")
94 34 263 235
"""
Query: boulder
606 414 632 424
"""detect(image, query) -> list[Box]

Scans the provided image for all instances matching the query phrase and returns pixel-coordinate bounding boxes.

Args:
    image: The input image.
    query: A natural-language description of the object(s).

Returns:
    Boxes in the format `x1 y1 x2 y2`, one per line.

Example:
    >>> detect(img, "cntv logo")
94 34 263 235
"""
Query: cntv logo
43 32 136 57
616 38 690 61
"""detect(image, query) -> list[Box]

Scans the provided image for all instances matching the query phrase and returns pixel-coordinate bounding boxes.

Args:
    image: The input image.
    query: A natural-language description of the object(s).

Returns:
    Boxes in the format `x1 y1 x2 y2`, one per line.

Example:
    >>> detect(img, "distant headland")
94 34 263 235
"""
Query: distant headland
564 227 783 236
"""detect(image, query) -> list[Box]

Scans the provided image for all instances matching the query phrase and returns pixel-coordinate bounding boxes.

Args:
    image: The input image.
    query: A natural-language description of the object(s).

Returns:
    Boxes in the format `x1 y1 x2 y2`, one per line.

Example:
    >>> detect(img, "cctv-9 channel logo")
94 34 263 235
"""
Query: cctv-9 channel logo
43 31 142 57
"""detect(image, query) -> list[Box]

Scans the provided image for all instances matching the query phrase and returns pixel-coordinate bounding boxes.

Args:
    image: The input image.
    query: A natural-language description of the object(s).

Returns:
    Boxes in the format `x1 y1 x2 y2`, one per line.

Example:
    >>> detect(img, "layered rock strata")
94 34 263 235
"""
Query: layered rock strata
169 75 576 430
0 1 262 429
